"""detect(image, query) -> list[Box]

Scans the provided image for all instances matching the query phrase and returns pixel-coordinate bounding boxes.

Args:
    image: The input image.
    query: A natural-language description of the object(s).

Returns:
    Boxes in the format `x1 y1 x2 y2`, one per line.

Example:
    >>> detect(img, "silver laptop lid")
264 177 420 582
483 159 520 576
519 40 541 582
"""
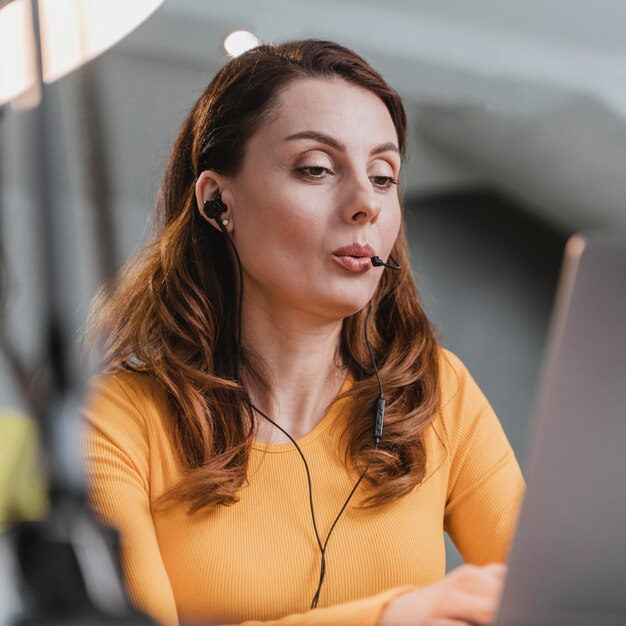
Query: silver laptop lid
495 232 626 626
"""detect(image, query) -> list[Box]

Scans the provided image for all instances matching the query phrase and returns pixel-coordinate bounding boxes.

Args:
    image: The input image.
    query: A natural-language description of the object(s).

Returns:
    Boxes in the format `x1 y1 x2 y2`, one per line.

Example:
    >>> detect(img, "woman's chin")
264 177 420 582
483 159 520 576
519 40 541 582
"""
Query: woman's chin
315 293 374 321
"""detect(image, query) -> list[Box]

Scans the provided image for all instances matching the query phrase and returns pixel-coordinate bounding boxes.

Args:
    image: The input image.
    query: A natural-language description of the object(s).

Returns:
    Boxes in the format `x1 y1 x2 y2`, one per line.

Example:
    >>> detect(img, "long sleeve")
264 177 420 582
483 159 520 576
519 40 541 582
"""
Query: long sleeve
228 587 413 626
83 375 179 626
439 350 526 564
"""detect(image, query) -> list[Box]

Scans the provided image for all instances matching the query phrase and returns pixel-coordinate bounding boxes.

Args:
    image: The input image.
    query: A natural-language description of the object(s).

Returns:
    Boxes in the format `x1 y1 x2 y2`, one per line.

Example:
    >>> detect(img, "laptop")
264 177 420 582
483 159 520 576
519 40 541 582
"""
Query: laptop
493 232 626 626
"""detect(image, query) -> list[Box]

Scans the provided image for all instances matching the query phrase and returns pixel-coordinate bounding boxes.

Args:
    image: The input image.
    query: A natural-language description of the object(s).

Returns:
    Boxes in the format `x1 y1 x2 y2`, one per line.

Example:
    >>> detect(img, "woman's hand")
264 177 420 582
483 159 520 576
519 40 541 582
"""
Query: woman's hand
378 563 507 626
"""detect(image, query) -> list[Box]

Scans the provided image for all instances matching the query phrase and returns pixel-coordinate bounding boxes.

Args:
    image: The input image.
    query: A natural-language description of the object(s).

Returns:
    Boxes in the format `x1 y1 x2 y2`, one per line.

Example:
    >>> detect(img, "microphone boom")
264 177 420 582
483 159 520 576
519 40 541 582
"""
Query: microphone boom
371 255 401 270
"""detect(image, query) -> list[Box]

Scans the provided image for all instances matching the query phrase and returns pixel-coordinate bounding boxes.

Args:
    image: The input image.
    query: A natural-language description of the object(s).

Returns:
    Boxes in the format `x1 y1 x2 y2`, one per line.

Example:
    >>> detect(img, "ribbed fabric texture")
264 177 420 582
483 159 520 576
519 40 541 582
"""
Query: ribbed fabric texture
82 348 525 626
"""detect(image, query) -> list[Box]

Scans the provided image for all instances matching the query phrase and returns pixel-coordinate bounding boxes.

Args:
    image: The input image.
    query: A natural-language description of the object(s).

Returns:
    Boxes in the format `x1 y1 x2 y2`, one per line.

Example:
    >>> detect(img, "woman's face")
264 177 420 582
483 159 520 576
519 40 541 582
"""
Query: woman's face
216 77 402 322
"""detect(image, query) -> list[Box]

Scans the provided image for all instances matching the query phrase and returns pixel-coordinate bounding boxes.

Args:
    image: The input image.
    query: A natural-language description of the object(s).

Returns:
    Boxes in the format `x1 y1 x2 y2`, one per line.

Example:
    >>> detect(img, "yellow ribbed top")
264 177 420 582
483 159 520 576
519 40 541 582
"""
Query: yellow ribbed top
82 348 525 625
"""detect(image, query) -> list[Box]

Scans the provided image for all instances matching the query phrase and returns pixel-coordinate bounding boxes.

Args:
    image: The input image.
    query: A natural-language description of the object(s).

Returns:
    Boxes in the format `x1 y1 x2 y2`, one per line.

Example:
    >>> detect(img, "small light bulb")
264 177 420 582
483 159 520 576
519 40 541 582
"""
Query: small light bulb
224 30 259 57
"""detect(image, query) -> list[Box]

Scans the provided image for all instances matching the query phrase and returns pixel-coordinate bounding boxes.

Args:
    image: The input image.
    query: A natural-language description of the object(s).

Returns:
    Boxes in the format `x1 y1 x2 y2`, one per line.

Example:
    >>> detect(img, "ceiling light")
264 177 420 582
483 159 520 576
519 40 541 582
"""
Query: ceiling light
224 30 259 57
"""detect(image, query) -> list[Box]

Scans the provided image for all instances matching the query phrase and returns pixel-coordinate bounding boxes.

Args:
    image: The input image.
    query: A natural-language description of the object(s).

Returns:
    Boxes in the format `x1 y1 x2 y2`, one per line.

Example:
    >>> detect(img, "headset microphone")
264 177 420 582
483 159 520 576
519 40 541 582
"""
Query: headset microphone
371 254 401 270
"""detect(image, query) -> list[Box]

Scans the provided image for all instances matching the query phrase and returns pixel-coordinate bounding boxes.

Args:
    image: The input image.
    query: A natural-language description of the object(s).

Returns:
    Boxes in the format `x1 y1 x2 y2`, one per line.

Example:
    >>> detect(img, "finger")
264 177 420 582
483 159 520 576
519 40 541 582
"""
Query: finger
431 620 472 626
482 563 508 578
470 570 506 595
453 565 506 595
447 590 500 626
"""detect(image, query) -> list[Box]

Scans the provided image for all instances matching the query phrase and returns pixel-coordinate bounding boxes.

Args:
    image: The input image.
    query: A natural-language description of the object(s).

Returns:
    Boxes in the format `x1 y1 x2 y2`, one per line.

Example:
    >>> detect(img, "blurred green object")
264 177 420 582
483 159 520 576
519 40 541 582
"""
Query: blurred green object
0 411 48 527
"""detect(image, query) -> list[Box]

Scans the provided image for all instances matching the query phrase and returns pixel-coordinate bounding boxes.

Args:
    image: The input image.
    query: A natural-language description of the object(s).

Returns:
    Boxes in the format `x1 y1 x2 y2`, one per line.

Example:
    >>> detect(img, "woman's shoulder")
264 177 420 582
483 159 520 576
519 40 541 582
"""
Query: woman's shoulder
436 347 482 403
87 368 165 402
433 347 500 449
82 369 178 485
437 346 469 385
83 368 169 435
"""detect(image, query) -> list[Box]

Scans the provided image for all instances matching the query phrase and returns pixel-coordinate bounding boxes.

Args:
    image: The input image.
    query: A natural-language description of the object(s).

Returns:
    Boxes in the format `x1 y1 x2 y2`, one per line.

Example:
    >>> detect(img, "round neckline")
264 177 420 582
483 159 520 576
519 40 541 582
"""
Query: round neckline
251 372 354 454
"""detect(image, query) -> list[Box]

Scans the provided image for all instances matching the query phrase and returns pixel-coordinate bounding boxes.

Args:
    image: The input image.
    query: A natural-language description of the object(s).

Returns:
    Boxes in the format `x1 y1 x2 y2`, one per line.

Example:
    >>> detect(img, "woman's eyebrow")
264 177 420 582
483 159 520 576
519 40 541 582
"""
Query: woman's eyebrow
371 141 400 157
284 130 344 151
284 131 399 156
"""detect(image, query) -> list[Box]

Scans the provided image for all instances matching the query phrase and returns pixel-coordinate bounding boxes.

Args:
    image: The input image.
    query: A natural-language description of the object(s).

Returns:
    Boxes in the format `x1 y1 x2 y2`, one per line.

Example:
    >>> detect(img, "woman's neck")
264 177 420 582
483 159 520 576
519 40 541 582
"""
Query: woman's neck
240 299 348 444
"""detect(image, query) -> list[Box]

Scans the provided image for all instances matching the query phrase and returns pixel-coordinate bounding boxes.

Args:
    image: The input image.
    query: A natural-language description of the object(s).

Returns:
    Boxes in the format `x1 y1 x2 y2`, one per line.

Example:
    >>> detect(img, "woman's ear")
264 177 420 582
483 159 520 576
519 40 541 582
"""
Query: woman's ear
195 170 233 232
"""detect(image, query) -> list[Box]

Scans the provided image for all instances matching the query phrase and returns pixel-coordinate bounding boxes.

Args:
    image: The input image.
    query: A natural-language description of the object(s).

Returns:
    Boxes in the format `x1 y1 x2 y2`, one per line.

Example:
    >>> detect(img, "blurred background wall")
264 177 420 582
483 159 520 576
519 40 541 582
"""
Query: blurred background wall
2 0 625 569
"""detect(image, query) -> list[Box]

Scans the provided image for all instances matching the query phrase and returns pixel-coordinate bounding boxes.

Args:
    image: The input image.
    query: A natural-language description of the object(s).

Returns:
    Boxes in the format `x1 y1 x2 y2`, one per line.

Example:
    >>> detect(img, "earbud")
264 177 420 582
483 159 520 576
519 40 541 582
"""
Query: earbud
203 195 229 227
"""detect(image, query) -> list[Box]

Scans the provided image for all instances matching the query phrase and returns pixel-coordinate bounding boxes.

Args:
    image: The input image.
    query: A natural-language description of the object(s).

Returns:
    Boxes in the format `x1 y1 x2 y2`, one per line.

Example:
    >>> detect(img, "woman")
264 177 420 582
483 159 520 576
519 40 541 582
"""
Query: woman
83 39 525 626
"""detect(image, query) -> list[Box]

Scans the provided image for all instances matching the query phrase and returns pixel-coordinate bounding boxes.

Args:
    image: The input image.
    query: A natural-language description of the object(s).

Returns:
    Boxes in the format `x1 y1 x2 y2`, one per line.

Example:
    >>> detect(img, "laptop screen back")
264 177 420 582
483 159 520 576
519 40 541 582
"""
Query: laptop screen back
495 233 626 626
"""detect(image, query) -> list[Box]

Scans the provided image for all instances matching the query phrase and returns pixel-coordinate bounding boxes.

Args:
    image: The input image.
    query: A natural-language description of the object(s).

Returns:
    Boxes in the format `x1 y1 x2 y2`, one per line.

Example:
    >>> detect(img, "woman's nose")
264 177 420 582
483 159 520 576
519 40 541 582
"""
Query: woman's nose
342 177 382 225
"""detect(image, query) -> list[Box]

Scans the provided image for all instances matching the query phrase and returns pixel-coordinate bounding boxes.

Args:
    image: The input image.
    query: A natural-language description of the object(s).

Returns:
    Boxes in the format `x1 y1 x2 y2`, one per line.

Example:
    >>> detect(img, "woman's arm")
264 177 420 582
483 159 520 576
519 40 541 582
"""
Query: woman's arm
439 350 526 563
83 375 179 625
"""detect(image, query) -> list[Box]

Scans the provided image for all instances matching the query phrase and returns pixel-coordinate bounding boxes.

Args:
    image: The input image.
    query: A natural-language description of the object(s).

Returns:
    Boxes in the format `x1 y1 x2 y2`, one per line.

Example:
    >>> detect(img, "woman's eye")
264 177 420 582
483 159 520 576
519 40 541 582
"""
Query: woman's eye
370 175 399 190
297 166 333 179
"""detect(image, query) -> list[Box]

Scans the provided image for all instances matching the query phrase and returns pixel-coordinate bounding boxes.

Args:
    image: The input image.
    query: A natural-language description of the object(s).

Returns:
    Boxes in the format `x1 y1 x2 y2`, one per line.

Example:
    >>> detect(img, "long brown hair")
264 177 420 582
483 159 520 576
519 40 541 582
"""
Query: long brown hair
88 39 441 513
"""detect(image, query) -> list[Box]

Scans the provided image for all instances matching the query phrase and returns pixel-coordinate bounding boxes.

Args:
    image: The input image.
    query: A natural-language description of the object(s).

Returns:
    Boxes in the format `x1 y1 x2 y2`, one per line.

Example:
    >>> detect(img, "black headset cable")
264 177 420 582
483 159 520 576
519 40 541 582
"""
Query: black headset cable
216 214 383 609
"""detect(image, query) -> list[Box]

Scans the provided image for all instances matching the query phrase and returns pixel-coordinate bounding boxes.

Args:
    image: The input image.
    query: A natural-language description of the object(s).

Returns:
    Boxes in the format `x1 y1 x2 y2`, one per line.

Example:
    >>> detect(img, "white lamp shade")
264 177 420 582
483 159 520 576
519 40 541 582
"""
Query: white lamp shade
0 0 165 107
0 0 37 106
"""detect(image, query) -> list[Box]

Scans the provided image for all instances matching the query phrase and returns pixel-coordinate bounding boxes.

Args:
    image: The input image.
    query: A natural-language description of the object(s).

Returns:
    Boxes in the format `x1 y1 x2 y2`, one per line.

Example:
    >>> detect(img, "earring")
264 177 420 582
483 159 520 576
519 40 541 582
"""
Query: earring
222 218 229 227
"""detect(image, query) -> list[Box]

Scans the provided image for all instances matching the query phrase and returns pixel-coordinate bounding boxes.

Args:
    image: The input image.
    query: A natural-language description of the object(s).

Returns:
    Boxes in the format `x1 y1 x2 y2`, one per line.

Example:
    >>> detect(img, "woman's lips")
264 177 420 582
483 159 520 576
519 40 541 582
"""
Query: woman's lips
331 255 372 273
331 243 376 273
